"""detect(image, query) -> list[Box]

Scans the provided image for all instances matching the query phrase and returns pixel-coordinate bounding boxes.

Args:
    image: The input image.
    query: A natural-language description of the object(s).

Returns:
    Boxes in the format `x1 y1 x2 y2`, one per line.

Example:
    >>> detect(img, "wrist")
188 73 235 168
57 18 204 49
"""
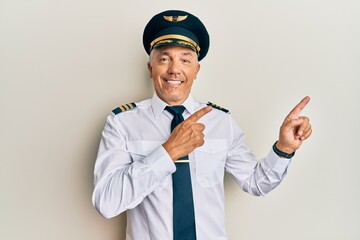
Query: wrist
162 142 179 162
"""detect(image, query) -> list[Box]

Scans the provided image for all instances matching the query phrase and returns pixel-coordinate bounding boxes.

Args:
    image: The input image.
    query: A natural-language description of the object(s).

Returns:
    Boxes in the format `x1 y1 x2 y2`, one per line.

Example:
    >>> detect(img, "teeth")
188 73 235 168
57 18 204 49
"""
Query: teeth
167 80 181 85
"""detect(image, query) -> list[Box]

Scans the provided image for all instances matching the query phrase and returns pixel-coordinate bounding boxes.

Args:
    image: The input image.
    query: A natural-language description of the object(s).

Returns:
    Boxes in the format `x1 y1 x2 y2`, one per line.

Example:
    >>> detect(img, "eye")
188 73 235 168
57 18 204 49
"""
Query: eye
159 57 170 62
182 59 191 63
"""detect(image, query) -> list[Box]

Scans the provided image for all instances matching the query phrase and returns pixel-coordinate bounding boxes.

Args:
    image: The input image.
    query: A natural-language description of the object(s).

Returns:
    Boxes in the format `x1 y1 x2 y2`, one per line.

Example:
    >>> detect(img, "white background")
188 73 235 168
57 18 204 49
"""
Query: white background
1 0 359 239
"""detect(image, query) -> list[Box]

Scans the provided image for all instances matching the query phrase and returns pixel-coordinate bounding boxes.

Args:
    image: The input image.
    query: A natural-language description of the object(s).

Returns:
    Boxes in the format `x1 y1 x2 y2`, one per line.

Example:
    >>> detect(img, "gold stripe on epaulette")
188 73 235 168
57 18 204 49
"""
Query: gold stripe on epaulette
112 102 137 115
207 102 229 113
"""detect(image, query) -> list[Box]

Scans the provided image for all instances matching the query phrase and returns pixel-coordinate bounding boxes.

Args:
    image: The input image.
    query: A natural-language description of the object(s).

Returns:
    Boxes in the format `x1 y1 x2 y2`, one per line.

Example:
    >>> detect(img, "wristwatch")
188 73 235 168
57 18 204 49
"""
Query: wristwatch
273 141 295 159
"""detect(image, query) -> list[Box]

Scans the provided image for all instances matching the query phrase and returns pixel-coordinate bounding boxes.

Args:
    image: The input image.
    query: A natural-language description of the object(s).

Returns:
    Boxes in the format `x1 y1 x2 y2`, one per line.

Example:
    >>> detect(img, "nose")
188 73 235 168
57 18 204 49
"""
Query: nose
167 60 181 75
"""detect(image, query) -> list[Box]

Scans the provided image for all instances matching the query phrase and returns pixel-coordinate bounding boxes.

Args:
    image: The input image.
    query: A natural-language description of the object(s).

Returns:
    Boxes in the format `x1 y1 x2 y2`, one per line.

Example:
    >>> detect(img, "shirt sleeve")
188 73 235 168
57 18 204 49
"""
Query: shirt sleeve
225 117 292 196
92 114 176 219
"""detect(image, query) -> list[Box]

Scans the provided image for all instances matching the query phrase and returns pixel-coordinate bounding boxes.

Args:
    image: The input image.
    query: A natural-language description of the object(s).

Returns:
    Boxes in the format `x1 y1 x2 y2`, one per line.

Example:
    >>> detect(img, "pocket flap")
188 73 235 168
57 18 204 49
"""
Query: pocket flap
195 139 227 154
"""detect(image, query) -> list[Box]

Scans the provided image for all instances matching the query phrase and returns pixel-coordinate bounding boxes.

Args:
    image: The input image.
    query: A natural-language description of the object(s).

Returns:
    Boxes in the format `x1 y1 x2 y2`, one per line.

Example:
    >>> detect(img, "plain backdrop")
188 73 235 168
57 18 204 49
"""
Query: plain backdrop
1 0 359 239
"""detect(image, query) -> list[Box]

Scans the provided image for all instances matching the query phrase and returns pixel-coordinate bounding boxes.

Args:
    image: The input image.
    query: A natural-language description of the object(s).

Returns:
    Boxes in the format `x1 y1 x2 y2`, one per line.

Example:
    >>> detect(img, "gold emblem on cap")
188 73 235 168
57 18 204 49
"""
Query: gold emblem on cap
150 34 200 53
163 15 188 22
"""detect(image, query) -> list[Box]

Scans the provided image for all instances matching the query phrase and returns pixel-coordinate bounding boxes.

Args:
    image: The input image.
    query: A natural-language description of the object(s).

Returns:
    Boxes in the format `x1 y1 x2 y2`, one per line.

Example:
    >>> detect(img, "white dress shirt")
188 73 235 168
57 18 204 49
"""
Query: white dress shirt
92 94 292 240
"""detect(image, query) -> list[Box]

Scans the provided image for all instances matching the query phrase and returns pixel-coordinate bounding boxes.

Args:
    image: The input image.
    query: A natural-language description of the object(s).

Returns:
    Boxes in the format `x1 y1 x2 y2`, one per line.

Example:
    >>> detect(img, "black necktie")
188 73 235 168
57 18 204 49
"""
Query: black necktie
165 106 197 240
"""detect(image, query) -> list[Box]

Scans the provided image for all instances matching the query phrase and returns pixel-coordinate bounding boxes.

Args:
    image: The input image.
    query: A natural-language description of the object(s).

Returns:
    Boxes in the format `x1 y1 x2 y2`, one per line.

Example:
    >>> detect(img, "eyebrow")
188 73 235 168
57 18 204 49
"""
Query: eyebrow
157 51 195 57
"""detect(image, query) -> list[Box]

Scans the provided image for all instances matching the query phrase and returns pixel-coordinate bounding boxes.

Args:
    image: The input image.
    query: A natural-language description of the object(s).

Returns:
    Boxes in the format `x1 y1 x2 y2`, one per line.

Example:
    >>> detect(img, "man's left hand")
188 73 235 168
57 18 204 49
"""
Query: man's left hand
276 96 312 154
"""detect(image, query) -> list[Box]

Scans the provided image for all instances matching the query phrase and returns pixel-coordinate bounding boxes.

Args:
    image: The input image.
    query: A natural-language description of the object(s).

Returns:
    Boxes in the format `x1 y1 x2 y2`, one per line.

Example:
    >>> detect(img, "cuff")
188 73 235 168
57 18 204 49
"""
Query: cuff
262 149 292 174
147 146 176 178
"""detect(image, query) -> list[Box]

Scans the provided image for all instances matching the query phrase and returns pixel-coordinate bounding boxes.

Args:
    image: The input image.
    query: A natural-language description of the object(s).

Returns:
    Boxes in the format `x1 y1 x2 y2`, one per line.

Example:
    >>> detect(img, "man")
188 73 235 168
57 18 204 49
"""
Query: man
92 10 312 240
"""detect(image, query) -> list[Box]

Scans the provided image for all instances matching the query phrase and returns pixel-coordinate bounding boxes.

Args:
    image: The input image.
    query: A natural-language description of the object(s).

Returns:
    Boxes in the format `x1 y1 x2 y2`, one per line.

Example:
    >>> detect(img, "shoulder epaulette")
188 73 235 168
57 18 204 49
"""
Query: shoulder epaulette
112 102 137 115
207 102 229 113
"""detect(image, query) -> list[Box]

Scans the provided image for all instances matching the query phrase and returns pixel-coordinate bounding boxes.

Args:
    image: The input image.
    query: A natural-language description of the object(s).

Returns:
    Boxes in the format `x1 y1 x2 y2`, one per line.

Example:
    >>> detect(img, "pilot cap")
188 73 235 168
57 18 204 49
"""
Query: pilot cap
143 10 210 61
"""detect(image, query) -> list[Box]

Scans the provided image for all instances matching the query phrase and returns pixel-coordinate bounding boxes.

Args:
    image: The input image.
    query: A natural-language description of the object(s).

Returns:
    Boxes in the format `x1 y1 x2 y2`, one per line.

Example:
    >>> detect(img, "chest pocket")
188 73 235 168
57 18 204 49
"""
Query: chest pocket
194 139 228 188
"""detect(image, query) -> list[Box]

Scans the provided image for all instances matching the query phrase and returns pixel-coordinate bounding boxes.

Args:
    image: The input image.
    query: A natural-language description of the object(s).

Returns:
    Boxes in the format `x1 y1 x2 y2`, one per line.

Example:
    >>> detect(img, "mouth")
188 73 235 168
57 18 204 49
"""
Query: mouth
166 80 182 85
164 78 184 85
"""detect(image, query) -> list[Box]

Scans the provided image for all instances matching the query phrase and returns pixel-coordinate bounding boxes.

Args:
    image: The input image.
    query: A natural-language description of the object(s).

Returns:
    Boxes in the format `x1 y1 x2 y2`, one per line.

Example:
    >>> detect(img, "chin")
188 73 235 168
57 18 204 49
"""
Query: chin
163 96 183 105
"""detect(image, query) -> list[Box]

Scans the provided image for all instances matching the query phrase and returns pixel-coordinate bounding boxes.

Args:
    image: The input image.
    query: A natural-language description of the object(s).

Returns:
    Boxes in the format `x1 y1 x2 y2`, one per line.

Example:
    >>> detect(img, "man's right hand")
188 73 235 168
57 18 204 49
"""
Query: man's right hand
163 106 212 161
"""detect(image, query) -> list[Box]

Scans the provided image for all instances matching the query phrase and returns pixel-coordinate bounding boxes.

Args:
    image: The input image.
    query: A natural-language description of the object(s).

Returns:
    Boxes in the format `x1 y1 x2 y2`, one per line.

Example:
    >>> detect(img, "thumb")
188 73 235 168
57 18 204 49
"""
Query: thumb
283 118 304 131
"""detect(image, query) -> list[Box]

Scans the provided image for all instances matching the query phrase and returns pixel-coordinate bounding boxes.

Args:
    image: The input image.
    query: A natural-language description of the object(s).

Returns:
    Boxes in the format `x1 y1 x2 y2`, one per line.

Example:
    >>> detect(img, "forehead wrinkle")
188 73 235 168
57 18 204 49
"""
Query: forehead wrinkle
154 48 196 57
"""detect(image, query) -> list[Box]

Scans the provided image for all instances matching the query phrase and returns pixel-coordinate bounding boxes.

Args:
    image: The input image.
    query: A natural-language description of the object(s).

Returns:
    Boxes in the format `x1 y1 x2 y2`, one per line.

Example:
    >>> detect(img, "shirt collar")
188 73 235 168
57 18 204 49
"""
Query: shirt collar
151 94 195 118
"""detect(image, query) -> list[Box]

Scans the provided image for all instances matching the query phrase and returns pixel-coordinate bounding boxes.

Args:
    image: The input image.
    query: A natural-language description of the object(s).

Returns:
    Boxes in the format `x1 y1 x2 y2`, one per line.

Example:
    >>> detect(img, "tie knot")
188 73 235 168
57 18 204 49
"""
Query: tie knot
165 105 186 116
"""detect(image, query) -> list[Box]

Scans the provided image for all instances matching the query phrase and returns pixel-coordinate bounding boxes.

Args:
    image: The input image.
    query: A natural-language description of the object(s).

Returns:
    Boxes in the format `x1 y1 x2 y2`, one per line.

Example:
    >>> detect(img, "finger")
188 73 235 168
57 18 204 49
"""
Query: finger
191 123 205 131
195 138 205 147
283 118 304 130
190 130 204 140
286 96 310 120
175 121 205 133
296 117 310 136
300 128 312 140
299 122 311 137
186 106 212 123
299 121 312 138
299 129 312 141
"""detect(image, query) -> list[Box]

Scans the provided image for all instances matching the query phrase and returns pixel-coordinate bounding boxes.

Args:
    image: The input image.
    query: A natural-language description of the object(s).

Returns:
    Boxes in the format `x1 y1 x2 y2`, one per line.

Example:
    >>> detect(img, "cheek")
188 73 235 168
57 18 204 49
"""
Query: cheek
151 75 165 91
150 66 165 79
186 69 199 81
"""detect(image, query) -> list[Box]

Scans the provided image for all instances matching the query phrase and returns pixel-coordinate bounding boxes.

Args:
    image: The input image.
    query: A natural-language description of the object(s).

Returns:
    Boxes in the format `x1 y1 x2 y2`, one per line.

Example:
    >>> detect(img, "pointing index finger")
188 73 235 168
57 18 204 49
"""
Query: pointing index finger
286 96 310 119
187 106 212 122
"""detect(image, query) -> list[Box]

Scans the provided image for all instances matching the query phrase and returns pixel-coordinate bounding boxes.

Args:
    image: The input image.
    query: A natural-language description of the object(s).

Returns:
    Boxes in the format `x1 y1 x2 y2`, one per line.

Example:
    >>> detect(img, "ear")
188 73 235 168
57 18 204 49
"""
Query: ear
194 63 201 80
147 61 152 78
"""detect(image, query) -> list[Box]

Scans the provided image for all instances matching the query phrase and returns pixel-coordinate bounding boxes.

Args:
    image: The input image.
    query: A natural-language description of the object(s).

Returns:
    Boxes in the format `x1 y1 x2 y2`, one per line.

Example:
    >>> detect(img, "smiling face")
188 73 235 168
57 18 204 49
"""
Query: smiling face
147 46 200 106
